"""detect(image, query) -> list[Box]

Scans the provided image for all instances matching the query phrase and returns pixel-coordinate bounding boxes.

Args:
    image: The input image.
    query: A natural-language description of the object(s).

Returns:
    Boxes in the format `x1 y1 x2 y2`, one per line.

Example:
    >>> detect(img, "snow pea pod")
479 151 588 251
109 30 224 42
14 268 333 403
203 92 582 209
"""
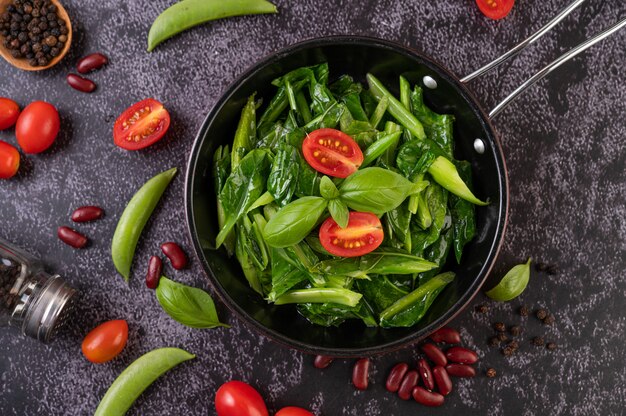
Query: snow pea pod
147 0 278 52
94 347 195 416
112 168 177 281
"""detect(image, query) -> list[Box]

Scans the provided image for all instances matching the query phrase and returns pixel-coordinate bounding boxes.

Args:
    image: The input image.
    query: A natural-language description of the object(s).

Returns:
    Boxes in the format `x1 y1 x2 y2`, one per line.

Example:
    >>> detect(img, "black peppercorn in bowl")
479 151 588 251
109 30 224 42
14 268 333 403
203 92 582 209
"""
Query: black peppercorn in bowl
185 37 508 357
0 0 72 71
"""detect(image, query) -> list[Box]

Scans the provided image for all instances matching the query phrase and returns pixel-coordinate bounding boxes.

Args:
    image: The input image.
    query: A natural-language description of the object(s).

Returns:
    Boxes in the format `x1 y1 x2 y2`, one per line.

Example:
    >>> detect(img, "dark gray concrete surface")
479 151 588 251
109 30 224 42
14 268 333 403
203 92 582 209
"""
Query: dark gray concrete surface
1 0 625 414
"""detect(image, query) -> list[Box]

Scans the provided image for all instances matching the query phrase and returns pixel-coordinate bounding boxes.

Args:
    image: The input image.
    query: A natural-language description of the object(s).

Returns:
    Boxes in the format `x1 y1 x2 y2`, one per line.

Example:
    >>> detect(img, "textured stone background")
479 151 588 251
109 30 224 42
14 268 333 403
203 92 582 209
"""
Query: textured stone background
1 0 625 415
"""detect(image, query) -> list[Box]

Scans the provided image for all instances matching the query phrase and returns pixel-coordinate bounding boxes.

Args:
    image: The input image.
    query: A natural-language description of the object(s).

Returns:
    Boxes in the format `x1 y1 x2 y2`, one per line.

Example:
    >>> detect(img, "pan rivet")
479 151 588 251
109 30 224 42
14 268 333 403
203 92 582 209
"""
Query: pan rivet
474 138 485 154
423 76 437 89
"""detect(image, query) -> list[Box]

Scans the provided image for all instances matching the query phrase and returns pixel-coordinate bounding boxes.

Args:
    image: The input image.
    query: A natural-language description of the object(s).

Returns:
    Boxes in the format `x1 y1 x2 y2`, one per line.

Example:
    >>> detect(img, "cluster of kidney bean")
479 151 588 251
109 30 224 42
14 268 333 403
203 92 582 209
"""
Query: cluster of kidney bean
145 242 188 289
66 52 108 93
314 327 480 408
57 205 104 248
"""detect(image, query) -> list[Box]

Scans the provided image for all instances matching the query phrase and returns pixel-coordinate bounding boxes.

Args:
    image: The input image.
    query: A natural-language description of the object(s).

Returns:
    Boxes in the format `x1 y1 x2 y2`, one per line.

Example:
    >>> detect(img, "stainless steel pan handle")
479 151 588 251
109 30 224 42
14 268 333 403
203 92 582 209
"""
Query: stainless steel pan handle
461 0 626 119
461 0 586 83
488 19 626 118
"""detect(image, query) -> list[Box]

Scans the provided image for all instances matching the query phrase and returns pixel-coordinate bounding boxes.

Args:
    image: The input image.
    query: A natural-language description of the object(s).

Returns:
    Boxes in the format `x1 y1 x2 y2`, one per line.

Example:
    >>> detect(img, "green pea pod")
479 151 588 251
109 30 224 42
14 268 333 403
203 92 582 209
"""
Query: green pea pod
94 347 195 416
147 0 278 51
112 168 177 281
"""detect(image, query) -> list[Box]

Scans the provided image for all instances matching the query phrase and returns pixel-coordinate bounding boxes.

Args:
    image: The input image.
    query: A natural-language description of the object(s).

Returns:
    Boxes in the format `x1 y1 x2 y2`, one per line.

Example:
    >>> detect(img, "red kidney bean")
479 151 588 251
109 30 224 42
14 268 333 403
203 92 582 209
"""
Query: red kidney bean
71 205 104 222
385 362 408 393
446 346 479 364
77 53 109 74
397 370 418 400
412 386 445 407
421 343 447 366
313 355 334 369
352 358 370 391
161 242 188 269
67 74 97 93
146 256 162 289
433 365 453 396
417 358 435 391
57 226 88 248
445 363 476 378
429 327 461 344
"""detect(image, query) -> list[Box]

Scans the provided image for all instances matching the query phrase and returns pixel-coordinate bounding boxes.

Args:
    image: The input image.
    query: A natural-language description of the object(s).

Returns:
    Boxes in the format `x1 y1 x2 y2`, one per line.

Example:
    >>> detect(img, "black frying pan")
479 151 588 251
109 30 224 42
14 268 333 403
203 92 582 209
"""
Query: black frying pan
185 20 623 356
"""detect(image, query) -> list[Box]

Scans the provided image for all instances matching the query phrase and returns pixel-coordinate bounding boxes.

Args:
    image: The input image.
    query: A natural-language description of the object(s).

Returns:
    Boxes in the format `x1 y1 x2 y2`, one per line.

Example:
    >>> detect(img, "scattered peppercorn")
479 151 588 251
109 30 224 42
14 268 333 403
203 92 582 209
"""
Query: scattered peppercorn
497 332 508 342
494 322 506 332
488 336 501 347
536 309 548 320
0 0 67 67
532 336 545 346
509 325 521 336
546 342 557 351
507 340 519 350
502 346 514 357
535 262 559 275
486 368 497 378
542 314 555 326
476 304 489 314
519 305 529 317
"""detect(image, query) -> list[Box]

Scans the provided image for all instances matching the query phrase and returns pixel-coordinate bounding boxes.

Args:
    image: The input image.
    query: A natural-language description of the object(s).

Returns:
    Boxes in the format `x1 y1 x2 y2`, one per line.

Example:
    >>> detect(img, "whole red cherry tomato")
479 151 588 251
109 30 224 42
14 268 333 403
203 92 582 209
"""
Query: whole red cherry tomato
475 0 515 20
0 140 20 179
15 101 60 154
276 407 315 416
113 98 170 150
81 320 129 364
215 380 268 416
0 98 20 130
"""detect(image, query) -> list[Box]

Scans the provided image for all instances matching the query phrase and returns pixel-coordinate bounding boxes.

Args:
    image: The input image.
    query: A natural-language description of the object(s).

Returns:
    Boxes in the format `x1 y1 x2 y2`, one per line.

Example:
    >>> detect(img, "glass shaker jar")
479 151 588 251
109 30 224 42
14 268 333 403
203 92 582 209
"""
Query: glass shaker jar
0 237 77 342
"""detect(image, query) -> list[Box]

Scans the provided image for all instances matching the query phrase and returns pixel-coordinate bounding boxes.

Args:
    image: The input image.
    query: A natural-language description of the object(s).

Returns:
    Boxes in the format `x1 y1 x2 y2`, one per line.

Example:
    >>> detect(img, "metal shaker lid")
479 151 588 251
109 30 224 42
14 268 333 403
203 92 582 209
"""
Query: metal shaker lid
22 275 77 343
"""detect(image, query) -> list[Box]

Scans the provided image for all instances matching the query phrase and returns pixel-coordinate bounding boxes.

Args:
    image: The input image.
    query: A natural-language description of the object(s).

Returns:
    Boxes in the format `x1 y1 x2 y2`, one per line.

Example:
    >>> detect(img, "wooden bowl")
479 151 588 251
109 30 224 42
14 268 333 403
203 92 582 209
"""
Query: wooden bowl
0 0 72 71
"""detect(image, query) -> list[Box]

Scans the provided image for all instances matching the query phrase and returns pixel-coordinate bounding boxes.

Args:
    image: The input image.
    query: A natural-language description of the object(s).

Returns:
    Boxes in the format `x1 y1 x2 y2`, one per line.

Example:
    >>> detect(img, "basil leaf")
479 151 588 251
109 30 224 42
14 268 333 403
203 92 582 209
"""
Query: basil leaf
267 144 299 206
320 176 340 200
328 199 349 228
216 149 272 248
263 196 328 247
156 276 228 328
338 167 427 215
485 259 532 301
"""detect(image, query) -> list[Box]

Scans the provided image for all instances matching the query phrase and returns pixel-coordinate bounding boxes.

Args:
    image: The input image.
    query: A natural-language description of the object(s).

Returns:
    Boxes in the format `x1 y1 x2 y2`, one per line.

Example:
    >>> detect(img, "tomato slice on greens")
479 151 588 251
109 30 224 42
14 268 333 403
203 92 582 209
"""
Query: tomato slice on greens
475 0 515 20
320 211 384 257
302 128 363 178
113 98 171 150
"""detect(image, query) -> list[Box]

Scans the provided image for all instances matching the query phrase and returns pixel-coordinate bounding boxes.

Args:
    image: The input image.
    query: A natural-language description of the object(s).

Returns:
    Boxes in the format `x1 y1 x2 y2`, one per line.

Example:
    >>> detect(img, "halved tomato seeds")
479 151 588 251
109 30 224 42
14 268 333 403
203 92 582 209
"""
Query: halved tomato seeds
320 212 384 257
113 98 171 150
302 128 363 178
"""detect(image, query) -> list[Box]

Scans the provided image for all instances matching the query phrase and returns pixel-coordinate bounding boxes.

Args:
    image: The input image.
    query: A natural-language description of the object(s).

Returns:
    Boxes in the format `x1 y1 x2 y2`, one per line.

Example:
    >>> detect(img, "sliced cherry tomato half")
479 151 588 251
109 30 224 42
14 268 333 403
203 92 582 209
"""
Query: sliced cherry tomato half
81 319 129 364
15 101 60 154
302 128 363 178
476 0 515 20
0 98 20 130
113 98 170 150
319 212 384 257
0 140 20 179
215 380 269 416
275 407 315 416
